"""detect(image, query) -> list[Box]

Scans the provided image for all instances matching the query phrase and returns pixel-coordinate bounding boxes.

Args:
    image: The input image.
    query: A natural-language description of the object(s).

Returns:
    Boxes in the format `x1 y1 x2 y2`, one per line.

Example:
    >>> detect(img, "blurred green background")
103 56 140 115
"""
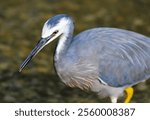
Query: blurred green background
0 0 150 102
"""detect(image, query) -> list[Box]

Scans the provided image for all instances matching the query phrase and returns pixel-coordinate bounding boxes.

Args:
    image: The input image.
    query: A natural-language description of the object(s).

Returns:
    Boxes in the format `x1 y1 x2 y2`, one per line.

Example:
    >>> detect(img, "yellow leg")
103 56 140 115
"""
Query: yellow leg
124 87 134 103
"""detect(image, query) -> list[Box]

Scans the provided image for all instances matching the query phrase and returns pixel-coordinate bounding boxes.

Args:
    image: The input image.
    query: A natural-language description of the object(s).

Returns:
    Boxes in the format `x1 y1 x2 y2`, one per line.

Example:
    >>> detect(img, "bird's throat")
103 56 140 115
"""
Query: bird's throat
55 33 73 62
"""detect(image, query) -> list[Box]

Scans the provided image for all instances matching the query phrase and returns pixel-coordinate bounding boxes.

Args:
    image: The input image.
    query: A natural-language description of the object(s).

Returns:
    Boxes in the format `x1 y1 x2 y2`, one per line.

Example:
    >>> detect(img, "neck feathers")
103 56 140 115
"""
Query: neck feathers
55 22 74 61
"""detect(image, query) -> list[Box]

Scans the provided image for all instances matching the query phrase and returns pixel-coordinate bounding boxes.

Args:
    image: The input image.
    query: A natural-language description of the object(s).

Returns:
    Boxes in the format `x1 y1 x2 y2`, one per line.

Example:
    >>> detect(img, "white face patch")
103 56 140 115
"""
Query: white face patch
41 16 74 60
41 20 51 38
41 17 71 38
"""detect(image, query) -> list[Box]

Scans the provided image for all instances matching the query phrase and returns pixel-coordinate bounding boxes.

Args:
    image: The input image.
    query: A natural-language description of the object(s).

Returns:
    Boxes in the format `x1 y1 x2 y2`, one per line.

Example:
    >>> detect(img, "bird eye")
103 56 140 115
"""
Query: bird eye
52 30 59 35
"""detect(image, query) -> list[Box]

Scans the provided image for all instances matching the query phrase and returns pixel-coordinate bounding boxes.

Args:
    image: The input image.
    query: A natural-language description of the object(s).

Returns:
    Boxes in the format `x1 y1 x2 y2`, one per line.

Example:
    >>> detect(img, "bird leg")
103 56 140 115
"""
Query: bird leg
110 96 118 103
124 87 134 103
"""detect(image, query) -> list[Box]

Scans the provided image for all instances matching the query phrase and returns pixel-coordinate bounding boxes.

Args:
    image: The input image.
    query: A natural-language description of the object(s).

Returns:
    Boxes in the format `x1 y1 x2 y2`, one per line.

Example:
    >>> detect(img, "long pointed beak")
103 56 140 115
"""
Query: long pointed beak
19 37 51 72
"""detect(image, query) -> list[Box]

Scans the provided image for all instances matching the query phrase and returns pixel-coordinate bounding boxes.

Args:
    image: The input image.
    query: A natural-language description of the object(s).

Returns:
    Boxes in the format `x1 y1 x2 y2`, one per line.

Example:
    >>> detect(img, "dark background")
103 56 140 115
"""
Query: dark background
0 0 150 102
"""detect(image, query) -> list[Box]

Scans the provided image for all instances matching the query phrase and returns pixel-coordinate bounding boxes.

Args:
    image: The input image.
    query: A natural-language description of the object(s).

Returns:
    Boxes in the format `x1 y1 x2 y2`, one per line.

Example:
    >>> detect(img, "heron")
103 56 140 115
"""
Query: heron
19 14 150 103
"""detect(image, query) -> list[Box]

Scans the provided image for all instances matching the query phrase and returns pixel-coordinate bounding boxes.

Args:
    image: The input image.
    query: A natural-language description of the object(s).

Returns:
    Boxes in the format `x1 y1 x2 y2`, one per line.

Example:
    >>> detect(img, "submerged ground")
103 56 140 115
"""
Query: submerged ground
0 0 150 102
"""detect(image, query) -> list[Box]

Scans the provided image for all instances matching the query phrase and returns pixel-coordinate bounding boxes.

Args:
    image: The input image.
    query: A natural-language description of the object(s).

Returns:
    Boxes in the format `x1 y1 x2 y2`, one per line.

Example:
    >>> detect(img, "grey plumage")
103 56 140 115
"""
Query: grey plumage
45 14 71 29
67 28 150 87
20 14 150 102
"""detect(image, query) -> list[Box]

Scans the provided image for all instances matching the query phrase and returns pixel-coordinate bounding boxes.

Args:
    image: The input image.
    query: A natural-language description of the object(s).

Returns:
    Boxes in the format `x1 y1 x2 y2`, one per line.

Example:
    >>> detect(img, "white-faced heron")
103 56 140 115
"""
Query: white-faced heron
19 14 150 103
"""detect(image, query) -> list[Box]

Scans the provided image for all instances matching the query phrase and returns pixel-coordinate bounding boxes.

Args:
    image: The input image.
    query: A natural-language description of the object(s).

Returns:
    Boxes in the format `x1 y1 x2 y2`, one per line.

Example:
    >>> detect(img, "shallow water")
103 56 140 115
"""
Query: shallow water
0 0 150 102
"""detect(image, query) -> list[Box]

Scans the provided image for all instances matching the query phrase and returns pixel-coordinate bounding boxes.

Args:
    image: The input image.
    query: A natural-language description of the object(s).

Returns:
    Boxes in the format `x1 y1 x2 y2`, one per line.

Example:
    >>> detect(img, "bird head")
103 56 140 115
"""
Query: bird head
19 14 73 72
